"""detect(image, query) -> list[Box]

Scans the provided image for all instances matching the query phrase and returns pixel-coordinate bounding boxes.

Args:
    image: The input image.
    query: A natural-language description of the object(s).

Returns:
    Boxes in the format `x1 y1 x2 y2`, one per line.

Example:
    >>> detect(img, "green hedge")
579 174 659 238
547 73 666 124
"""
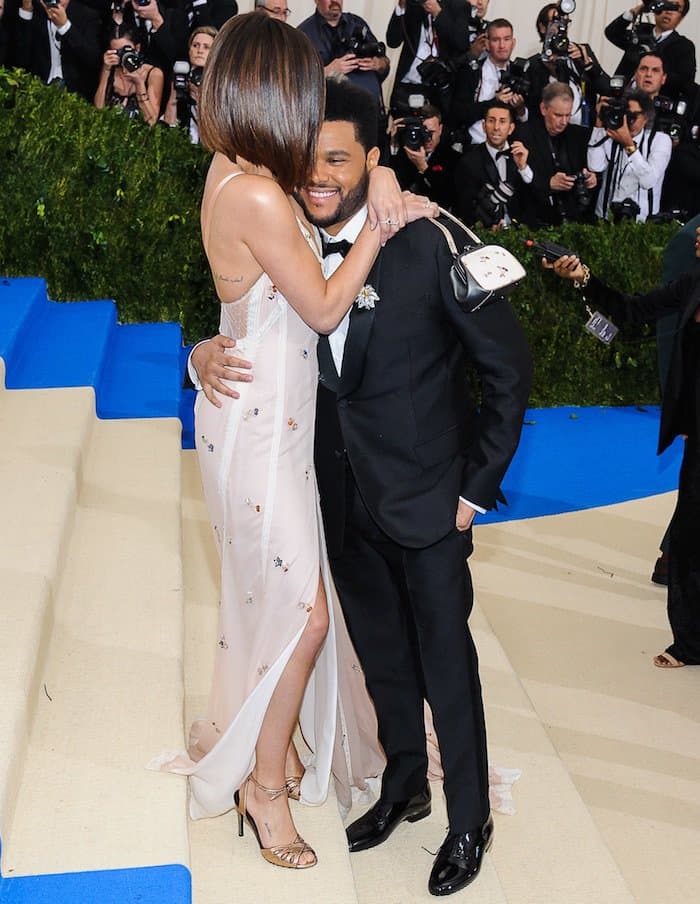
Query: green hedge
0 68 677 406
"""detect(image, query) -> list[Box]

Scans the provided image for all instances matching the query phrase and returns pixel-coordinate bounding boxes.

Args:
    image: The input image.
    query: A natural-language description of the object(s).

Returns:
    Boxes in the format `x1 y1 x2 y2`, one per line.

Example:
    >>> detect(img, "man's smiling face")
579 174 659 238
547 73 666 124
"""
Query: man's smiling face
296 119 379 236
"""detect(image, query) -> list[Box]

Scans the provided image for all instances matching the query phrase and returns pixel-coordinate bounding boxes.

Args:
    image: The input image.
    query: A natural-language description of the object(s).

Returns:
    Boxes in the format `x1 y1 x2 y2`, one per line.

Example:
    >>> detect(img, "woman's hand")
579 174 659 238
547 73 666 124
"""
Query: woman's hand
103 49 119 69
403 191 439 224
367 166 407 245
542 253 588 282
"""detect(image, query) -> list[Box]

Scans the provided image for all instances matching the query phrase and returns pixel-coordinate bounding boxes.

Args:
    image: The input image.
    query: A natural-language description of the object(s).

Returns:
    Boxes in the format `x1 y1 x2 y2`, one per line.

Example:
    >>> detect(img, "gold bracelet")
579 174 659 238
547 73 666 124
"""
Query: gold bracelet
573 264 591 290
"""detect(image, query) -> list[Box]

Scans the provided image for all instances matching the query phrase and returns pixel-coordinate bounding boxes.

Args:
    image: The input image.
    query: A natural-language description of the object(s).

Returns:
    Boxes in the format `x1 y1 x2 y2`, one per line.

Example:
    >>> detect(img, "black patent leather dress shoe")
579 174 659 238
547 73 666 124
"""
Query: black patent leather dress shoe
428 815 494 896
346 784 431 852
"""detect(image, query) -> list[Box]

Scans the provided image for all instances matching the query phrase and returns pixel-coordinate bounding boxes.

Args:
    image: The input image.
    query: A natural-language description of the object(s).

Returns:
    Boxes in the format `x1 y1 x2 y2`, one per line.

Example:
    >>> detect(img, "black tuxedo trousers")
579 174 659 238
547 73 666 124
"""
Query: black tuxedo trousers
327 457 489 831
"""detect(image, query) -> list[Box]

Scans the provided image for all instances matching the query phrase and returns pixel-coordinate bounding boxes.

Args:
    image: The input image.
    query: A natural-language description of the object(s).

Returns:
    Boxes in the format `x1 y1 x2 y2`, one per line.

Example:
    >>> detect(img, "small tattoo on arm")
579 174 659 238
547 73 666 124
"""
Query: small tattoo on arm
216 273 244 284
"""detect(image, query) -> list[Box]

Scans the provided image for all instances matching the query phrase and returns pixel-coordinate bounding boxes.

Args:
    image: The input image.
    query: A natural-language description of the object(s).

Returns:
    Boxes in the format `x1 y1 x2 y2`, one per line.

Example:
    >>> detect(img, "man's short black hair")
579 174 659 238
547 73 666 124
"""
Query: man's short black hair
324 75 379 152
483 99 515 122
636 50 666 71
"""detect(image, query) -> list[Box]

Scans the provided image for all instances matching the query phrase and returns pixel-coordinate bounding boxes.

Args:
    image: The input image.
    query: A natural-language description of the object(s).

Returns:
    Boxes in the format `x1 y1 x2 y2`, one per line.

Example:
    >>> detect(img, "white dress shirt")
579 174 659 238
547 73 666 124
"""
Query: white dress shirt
588 126 672 221
19 7 72 83
393 3 438 86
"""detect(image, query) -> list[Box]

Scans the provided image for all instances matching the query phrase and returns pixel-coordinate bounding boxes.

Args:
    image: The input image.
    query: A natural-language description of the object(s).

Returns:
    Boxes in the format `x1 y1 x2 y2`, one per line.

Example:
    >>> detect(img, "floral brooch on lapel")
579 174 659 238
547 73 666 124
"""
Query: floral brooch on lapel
355 285 379 310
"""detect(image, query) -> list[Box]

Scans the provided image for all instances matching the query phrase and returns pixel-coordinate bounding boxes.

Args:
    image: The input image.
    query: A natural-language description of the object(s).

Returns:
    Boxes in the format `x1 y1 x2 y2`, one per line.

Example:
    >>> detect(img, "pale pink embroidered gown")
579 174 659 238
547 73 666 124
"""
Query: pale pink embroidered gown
160 172 383 819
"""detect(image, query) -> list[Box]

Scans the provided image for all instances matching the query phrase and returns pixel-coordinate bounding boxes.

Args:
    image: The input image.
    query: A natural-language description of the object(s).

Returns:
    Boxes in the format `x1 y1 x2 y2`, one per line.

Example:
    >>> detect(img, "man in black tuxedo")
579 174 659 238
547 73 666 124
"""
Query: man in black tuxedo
16 0 101 100
389 103 461 208
454 99 535 225
515 80 597 225
547 229 700 670
604 0 696 101
190 76 532 896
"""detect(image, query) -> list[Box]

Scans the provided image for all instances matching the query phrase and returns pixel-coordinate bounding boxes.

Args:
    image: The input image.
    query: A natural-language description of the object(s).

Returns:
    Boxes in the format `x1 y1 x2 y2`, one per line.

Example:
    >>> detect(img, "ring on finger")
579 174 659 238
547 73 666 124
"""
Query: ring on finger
383 218 399 226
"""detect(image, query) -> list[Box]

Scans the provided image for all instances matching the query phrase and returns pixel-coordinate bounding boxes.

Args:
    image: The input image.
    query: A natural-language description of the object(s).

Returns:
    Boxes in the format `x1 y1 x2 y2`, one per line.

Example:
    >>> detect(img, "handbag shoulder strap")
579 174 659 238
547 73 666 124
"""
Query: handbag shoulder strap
426 208 484 256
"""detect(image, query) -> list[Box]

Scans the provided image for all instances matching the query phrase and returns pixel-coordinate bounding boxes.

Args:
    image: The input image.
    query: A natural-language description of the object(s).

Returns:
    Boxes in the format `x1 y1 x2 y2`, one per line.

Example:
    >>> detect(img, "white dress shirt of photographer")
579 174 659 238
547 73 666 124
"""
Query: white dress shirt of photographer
469 19 528 145
588 89 672 221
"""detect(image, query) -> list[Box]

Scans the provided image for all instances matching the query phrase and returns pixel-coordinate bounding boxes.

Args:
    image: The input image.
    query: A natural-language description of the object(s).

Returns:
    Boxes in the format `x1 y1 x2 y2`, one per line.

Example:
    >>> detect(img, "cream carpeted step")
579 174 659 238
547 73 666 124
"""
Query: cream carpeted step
0 404 190 884
180 449 360 904
474 496 700 904
0 382 95 852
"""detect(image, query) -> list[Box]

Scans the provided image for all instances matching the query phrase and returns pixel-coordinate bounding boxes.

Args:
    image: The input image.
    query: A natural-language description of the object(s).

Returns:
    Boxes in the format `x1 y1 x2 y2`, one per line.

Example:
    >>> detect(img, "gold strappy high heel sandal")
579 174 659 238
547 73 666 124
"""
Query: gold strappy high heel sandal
285 772 304 802
235 774 317 869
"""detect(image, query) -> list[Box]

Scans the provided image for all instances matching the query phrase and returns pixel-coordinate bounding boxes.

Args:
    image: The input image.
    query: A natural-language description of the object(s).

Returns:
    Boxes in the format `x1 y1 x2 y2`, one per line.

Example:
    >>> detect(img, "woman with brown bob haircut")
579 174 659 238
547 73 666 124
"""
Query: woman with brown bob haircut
158 12 437 872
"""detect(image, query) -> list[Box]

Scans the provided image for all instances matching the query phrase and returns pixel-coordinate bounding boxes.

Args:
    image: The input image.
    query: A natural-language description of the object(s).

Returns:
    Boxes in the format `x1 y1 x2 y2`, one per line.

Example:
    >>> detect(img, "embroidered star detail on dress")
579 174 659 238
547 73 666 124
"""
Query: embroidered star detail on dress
355 284 379 310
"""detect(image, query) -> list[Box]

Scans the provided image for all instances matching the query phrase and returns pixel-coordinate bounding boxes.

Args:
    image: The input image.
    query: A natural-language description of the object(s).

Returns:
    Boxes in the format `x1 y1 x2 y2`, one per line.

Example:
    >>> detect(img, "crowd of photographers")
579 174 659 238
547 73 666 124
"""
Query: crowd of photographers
0 0 698 223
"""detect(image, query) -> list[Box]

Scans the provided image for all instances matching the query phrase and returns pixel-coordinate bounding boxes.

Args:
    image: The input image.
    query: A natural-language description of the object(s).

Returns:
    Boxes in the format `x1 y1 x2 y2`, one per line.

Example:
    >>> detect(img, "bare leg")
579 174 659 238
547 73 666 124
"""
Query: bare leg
245 576 329 864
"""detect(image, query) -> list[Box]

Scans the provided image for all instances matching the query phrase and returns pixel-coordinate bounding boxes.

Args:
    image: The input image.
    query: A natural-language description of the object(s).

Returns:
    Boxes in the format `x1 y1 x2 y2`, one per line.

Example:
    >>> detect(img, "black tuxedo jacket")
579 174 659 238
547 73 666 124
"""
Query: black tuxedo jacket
525 48 608 125
15 0 101 100
514 119 590 226
586 271 700 453
604 14 696 100
189 0 237 30
453 143 535 226
314 217 532 557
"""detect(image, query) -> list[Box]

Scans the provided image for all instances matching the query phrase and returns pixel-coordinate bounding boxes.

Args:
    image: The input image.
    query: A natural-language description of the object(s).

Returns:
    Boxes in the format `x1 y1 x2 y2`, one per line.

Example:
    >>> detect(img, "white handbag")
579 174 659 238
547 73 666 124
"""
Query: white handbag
429 208 527 312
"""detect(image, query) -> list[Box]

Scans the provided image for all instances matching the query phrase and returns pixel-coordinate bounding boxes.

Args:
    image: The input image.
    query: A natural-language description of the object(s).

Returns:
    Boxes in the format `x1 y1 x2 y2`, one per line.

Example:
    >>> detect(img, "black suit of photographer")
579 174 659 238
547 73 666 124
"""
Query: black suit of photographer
604 12 696 100
15 0 101 100
526 48 609 128
390 133 460 209
386 0 465 114
453 142 535 226
514 118 592 225
188 0 236 31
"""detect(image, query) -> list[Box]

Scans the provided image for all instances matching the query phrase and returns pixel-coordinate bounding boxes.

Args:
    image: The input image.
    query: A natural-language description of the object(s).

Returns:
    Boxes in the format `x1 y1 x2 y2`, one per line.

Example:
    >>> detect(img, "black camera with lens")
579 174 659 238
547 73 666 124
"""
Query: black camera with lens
609 197 641 221
334 25 385 59
572 171 592 209
44 0 61 8
188 65 204 88
116 45 144 72
649 208 688 224
474 180 515 228
397 113 433 151
417 57 457 92
498 58 531 98
653 95 687 140
599 76 627 130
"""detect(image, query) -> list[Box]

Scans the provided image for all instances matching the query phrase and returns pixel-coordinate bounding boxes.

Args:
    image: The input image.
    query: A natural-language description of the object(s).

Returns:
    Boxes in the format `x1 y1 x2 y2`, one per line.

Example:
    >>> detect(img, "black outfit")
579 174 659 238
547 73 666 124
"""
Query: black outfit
298 10 387 104
314 216 533 831
386 2 462 115
453 142 535 226
189 0 237 30
15 0 101 101
526 47 609 129
583 270 700 664
390 136 461 209
514 119 592 225
134 5 188 74
604 13 696 100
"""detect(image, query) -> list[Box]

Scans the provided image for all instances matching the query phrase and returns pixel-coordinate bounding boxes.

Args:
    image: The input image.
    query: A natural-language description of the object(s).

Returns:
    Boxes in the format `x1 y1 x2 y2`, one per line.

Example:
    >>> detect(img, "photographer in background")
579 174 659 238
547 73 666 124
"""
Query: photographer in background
129 0 188 75
94 22 163 124
515 81 596 225
162 24 214 141
454 100 535 226
449 18 529 145
253 0 289 20
298 0 389 106
588 87 672 221
386 0 465 116
604 0 695 101
0 0 12 65
16 0 101 100
388 103 460 207
528 2 609 128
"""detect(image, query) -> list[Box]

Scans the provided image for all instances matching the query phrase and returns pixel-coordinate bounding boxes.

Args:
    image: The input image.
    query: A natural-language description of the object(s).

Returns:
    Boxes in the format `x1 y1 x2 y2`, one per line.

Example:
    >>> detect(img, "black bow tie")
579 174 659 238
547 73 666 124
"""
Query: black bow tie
322 238 353 258
495 149 510 160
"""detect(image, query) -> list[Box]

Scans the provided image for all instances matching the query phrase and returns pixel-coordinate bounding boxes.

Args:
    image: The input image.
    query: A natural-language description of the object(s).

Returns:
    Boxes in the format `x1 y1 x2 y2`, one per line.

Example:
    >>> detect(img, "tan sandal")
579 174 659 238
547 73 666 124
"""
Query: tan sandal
653 651 685 668
285 773 304 802
235 774 317 869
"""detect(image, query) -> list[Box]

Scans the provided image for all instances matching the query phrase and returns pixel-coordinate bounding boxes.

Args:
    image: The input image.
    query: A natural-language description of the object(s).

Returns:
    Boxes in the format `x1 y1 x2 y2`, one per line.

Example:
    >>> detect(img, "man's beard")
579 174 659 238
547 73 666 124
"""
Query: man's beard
296 169 369 230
